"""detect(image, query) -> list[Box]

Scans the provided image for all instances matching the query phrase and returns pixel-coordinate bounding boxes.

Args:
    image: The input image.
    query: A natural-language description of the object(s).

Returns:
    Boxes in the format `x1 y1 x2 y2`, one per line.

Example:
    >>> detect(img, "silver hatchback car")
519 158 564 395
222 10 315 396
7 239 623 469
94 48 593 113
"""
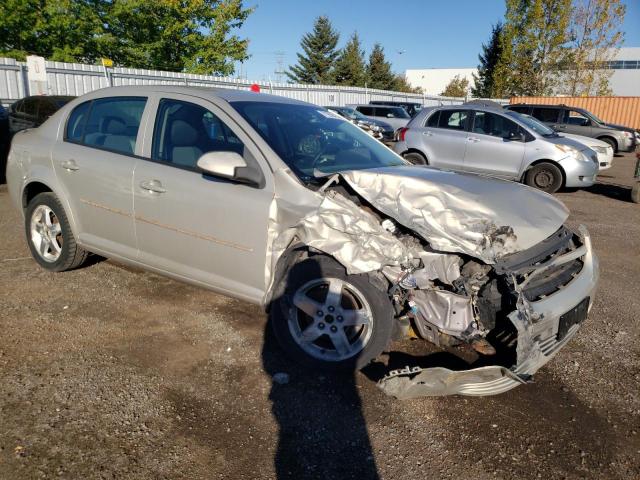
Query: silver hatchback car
394 104 599 193
6 86 599 397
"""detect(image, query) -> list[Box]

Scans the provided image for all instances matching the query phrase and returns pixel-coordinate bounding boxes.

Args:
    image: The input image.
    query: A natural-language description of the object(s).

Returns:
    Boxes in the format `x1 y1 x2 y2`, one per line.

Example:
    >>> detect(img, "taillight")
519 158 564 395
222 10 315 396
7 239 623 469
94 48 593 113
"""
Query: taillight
398 127 409 142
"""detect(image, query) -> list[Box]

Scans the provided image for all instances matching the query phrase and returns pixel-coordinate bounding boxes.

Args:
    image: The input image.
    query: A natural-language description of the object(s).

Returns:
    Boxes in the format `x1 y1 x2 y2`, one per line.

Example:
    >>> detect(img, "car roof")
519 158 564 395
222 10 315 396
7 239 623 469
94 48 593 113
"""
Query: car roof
73 85 310 106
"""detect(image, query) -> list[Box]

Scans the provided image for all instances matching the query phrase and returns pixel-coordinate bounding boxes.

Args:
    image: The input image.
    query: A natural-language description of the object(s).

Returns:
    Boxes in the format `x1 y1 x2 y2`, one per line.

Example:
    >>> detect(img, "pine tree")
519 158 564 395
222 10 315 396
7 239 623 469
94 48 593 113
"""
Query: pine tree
366 43 395 90
333 32 366 87
472 23 504 98
287 16 339 84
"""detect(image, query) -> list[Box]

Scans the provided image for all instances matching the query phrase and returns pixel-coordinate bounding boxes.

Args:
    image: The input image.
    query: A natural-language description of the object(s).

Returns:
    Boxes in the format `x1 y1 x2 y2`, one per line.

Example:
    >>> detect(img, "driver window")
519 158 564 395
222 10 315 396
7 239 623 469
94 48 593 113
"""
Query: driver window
152 99 245 169
565 110 590 127
472 111 520 138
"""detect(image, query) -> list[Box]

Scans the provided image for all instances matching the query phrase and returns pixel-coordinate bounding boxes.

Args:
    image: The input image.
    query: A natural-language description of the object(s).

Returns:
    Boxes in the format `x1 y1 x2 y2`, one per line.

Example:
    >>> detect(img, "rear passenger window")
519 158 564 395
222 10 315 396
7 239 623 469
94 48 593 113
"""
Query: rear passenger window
83 97 146 154
152 98 245 169
531 107 560 123
437 110 468 130
66 101 91 141
425 111 440 127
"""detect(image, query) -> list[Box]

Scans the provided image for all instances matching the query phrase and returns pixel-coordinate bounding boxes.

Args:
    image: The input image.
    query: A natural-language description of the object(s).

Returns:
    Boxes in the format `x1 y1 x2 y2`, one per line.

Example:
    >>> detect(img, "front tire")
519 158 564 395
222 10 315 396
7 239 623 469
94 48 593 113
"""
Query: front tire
525 162 563 193
271 256 394 371
25 192 89 272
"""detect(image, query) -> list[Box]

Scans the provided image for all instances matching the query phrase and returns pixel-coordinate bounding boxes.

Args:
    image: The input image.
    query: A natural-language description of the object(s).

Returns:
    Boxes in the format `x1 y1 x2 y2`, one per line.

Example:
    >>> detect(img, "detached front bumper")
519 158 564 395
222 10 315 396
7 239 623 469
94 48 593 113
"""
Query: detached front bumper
378 226 599 398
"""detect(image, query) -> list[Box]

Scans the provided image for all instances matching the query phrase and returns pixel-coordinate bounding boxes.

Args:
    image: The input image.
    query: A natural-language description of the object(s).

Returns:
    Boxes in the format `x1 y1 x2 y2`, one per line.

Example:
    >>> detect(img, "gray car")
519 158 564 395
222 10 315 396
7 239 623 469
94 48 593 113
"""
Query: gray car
6 86 599 397
350 104 411 131
394 104 599 193
506 104 637 153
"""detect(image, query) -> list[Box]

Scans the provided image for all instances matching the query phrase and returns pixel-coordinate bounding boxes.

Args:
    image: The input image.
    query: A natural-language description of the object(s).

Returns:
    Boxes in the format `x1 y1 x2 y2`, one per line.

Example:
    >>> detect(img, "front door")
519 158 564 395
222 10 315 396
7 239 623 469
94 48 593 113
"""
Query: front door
463 111 526 179
52 96 148 258
133 95 274 302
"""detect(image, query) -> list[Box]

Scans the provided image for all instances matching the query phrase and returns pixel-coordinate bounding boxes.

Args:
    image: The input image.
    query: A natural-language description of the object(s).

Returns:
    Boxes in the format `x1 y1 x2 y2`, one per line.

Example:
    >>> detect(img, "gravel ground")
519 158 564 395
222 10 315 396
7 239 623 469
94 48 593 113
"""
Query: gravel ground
1 153 639 480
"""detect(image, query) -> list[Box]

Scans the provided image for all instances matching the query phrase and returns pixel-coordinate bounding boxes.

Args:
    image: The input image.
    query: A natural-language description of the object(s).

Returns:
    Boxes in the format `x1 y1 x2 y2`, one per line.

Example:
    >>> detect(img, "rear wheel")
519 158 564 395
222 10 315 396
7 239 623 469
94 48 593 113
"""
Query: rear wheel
525 162 563 193
403 151 428 165
25 192 89 271
271 256 394 371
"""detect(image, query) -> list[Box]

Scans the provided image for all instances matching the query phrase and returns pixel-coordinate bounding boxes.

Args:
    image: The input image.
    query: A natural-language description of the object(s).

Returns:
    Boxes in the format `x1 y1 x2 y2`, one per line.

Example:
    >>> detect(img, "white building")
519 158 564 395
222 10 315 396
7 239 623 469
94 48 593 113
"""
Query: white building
406 47 640 97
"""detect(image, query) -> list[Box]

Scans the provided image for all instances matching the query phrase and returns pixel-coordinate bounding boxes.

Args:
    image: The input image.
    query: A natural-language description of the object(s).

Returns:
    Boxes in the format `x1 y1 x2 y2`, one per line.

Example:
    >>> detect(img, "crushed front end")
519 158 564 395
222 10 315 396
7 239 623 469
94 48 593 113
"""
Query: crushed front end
378 225 599 398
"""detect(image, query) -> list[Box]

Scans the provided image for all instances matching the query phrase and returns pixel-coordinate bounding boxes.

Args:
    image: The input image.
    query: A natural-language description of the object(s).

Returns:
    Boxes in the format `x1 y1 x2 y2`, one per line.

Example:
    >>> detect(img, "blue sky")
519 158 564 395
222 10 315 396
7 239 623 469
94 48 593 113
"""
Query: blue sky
238 0 640 81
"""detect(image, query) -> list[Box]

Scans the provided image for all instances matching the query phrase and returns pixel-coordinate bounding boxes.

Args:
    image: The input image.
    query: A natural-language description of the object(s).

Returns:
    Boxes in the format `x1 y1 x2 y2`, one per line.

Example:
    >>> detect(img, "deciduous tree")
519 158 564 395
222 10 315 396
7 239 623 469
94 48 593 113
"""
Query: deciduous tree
563 0 626 96
0 0 253 75
440 75 470 97
496 0 572 96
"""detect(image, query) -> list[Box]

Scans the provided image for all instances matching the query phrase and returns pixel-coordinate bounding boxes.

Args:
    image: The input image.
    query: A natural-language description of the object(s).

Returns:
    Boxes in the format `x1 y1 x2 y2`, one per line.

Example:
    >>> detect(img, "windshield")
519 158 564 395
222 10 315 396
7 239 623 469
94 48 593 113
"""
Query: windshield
231 101 406 182
506 111 556 136
584 110 604 124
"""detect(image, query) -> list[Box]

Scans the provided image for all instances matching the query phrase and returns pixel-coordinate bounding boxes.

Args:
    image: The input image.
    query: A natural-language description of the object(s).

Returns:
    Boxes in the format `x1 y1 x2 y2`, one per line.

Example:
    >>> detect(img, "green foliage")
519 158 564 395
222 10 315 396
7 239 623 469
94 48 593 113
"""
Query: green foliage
495 0 572 96
287 16 340 84
393 74 422 93
472 23 504 98
366 43 395 90
333 32 366 87
440 75 470 97
0 0 253 75
563 0 626 96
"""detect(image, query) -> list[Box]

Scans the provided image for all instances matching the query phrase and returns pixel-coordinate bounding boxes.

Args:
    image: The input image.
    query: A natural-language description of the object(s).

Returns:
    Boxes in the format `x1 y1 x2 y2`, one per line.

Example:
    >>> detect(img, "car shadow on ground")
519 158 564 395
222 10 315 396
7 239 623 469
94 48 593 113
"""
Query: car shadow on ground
585 182 633 202
263 257 380 480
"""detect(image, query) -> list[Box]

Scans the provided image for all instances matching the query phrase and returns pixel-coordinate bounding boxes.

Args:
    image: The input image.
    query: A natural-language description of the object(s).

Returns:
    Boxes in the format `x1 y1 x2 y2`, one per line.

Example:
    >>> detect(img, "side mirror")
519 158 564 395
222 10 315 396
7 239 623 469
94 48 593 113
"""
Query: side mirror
506 131 525 142
196 151 257 185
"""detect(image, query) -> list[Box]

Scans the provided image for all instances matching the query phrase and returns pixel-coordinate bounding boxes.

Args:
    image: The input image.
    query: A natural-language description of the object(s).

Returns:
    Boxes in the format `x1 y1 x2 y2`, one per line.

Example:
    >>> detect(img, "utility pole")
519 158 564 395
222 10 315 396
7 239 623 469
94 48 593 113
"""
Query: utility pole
274 51 286 83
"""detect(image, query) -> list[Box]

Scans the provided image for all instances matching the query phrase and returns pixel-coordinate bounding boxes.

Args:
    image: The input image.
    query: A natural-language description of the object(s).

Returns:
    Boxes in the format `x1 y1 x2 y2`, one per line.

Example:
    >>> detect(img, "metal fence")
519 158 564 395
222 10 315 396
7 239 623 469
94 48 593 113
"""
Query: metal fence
0 56 504 108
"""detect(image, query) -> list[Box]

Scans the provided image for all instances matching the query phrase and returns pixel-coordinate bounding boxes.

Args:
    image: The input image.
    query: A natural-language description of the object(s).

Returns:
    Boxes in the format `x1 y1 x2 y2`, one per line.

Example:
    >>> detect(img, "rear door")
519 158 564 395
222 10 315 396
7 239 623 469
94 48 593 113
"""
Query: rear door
420 109 470 170
52 96 147 258
133 94 274 302
463 111 526 179
530 106 563 131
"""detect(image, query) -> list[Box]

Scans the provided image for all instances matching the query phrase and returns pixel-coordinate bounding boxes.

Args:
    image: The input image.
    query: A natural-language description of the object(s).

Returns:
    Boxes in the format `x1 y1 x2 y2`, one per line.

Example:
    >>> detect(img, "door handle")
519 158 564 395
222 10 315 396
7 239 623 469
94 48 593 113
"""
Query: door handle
60 159 79 171
139 179 166 194
422 131 433 137
467 137 480 143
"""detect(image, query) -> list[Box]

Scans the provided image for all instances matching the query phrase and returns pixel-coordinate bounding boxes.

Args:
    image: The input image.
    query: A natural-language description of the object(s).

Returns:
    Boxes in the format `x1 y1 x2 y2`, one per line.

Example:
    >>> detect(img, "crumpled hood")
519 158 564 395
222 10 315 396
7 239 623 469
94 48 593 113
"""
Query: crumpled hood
340 166 569 264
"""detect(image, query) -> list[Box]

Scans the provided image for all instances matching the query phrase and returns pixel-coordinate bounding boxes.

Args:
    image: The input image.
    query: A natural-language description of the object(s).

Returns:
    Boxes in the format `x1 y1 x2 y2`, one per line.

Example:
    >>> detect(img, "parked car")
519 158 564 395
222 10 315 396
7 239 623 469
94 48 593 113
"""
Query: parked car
325 106 394 141
370 101 423 117
350 104 411 131
559 133 613 170
6 86 599 396
505 103 637 153
8 95 75 136
518 112 613 170
394 104 599 193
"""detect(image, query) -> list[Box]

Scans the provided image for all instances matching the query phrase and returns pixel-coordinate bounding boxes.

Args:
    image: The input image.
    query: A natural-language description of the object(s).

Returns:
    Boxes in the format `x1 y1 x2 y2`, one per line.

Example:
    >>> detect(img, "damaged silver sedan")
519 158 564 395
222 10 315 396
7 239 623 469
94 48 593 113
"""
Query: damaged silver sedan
6 86 599 397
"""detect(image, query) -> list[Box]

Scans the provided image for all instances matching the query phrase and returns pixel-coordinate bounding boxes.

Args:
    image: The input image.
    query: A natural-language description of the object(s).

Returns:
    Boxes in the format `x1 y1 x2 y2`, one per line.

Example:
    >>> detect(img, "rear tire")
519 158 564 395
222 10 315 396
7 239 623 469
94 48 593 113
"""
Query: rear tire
271 256 394 371
403 151 428 165
525 162 563 193
25 192 89 272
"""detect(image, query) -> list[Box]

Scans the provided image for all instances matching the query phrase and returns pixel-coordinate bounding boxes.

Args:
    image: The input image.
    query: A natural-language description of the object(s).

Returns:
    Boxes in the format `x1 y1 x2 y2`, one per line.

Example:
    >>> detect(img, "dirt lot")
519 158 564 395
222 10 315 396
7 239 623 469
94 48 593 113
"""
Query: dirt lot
1 153 639 480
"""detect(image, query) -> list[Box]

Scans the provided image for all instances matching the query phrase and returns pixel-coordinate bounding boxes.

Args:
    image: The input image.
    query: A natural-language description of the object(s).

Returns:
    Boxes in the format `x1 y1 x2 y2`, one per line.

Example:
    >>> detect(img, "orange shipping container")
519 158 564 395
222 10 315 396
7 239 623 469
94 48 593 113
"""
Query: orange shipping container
510 96 640 130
